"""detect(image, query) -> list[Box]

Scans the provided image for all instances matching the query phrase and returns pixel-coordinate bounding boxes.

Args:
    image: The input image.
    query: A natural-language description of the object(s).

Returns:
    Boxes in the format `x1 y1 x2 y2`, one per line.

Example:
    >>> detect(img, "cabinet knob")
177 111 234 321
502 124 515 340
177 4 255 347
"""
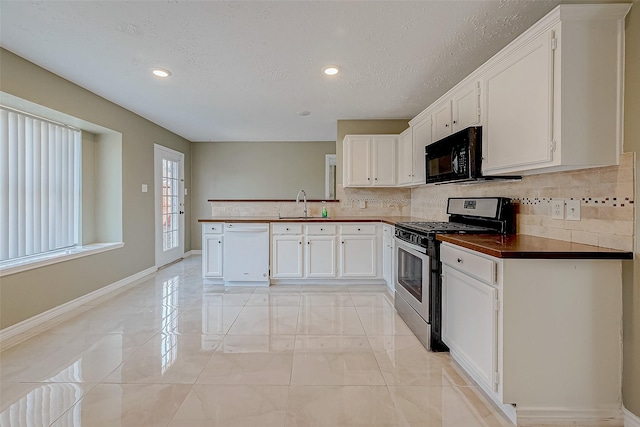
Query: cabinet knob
341 241 345 244
453 120 457 124
445 123 449 127
357 228 361 231
286 228 289 231
320 228 324 231
457 258 463 263
367 177 370 181
375 178 378 181
218 240 221 244
299 241 302 245
307 241 310 245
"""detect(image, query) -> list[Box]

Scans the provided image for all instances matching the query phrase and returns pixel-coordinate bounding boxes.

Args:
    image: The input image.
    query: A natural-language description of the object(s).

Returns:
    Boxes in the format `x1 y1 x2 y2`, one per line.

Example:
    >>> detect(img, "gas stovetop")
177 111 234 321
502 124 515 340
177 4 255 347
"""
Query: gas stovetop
396 221 495 235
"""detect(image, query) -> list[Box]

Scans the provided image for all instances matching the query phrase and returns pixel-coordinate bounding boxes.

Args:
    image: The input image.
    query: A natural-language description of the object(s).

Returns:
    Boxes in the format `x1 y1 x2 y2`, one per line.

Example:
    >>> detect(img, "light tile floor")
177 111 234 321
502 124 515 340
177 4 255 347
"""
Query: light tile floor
0 256 515 426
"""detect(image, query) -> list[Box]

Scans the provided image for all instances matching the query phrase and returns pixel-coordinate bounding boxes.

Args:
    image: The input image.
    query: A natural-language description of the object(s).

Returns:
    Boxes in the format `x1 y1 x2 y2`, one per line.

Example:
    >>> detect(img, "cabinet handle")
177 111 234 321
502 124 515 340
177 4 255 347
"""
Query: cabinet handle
457 258 463 263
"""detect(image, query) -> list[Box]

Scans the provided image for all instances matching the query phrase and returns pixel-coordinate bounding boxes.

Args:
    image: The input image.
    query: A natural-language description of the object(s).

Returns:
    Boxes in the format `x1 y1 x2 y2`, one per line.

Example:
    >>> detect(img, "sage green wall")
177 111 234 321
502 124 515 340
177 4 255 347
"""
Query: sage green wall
0 48 192 329
336 119 410 184
623 1 640 417
190 141 335 250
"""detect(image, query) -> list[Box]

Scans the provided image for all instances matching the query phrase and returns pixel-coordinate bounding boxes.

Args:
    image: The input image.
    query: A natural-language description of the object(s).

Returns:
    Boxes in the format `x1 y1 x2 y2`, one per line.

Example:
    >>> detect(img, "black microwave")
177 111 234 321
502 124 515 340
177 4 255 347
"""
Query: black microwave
424 126 519 184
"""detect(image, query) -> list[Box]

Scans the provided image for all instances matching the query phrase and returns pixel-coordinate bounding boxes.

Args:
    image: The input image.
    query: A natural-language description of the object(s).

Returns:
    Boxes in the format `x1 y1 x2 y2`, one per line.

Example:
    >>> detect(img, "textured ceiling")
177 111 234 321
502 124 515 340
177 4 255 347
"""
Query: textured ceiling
0 0 565 141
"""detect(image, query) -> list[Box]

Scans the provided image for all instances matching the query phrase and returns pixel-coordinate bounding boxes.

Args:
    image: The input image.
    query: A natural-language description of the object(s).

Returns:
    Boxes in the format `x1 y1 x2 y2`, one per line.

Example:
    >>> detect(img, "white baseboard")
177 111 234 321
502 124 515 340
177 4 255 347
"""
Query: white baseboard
0 266 156 344
516 407 623 426
185 250 201 257
626 407 640 427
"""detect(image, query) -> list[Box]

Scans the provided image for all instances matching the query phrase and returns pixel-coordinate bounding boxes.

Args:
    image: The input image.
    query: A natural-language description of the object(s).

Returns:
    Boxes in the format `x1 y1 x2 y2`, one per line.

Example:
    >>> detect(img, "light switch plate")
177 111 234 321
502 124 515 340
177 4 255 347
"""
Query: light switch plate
566 199 581 221
551 199 564 220
141 184 148 193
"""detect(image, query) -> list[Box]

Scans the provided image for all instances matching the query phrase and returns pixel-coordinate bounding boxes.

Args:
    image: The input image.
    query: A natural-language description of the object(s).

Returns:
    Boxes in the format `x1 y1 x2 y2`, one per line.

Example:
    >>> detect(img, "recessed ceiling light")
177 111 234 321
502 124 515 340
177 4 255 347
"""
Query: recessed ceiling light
152 68 171 77
323 66 340 76
297 110 311 116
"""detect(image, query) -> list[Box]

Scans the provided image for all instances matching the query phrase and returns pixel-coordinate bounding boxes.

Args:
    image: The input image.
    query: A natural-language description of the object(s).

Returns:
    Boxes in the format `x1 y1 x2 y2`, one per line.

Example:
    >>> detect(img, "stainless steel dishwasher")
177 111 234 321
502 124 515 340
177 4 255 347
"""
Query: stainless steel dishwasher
222 223 270 286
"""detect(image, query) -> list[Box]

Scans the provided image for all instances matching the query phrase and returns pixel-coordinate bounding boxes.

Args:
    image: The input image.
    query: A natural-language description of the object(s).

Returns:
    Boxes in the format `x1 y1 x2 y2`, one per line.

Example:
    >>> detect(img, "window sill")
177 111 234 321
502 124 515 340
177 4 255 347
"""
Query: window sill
0 243 124 278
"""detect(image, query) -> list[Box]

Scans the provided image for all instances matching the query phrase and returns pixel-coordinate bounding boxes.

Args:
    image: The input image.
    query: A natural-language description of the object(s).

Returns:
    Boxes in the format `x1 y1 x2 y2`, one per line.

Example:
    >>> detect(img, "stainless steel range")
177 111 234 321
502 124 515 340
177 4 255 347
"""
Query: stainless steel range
394 197 514 351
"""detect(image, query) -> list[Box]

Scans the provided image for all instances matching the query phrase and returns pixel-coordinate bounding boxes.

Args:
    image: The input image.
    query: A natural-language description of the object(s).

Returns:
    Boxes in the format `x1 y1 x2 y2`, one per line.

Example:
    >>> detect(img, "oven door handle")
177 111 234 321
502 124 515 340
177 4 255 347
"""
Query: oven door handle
394 237 427 255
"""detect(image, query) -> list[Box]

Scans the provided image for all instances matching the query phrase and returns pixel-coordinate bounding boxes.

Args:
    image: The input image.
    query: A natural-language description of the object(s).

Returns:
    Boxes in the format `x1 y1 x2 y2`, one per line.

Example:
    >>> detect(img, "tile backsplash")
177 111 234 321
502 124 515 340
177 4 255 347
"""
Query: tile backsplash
411 152 635 251
208 153 634 251
209 185 411 218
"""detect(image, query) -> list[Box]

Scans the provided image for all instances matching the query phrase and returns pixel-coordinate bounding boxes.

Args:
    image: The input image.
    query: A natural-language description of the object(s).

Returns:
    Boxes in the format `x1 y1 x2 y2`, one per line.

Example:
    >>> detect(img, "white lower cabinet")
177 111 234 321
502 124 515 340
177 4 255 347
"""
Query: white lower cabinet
202 223 224 281
440 242 625 425
382 225 394 290
339 235 376 277
442 264 498 393
203 234 224 278
271 235 303 278
270 222 382 284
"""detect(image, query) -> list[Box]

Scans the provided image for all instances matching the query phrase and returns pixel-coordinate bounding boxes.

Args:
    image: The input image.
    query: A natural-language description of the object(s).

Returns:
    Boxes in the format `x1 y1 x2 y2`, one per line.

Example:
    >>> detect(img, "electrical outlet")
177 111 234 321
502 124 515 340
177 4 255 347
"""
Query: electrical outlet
566 199 581 221
551 199 564 220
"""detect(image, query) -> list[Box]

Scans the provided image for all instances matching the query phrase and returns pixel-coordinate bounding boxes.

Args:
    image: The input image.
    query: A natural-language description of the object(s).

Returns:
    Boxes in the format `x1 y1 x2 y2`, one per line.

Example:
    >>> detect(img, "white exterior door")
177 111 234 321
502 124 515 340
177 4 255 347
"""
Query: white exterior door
154 144 185 268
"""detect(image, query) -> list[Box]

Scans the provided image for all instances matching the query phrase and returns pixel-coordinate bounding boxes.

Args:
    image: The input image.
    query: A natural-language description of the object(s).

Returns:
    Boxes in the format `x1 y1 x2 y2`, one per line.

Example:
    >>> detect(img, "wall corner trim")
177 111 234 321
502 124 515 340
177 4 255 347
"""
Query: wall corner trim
0 265 156 345
625 407 640 427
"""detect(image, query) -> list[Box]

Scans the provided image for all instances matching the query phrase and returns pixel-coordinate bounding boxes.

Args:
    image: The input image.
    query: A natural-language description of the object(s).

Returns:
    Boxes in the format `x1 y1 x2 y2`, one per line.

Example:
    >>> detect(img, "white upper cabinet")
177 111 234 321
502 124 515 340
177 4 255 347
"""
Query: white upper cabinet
427 80 481 144
482 26 555 173
452 81 481 132
397 128 414 186
481 4 630 176
432 100 453 142
343 135 397 187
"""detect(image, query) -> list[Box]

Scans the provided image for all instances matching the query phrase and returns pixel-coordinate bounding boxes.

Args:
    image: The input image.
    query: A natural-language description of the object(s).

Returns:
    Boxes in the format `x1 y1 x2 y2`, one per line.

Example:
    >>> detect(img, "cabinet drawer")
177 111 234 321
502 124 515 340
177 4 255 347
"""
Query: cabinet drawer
441 244 495 284
202 223 224 234
340 224 377 235
272 224 303 235
306 224 336 235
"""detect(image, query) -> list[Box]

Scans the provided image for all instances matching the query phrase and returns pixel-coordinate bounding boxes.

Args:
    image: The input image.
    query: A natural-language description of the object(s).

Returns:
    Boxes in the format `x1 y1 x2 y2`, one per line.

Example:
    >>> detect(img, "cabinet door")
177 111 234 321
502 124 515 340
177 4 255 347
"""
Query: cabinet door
372 136 396 186
339 235 376 277
305 236 337 278
397 129 413 186
203 235 223 277
382 237 394 288
452 81 480 132
442 265 498 392
432 100 453 142
272 235 303 278
482 28 556 174
344 136 371 187
411 117 430 184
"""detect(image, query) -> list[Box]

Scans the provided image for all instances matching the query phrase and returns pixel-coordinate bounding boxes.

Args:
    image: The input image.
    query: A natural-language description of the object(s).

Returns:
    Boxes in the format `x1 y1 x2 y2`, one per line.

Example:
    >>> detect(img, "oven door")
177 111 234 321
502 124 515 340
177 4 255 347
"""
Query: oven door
394 238 430 322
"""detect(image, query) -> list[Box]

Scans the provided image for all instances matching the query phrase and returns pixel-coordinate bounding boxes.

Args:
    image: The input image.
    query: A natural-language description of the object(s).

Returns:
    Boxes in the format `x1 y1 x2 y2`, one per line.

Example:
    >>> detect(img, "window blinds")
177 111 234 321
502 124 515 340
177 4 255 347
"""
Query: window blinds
0 107 81 262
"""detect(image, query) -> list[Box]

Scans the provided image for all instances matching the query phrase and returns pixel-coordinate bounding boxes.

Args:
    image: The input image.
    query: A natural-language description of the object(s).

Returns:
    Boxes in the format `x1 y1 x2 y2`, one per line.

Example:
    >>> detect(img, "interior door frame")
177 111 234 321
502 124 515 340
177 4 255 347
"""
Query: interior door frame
154 143 185 268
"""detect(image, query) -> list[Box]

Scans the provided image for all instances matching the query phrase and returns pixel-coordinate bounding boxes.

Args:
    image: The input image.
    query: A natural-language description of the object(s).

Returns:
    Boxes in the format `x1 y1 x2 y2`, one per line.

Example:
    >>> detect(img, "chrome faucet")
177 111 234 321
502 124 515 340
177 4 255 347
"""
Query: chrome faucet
296 189 308 218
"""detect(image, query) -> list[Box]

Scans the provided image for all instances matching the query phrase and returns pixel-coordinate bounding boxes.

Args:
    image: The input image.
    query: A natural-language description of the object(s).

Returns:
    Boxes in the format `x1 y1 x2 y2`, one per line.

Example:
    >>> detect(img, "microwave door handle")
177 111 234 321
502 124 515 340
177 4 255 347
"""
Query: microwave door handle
452 150 459 174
